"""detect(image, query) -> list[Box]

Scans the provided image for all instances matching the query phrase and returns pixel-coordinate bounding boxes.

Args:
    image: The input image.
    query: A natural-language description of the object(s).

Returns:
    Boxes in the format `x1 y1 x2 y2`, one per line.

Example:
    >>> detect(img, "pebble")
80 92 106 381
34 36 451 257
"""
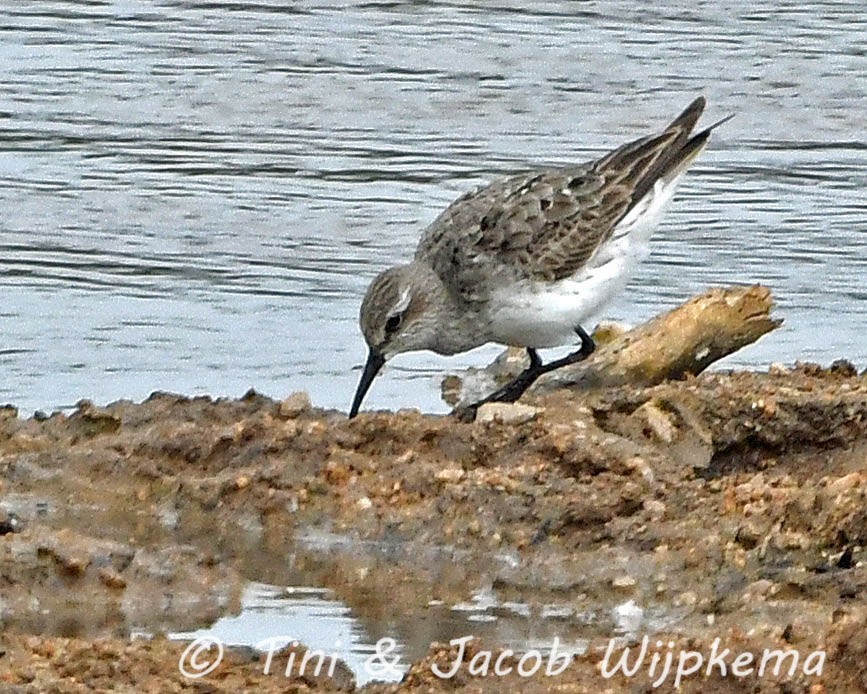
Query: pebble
435 467 465 484
394 450 415 466
643 499 666 521
612 575 636 588
827 471 863 495
476 402 541 424
279 391 311 419
97 568 127 590
627 457 655 484
636 402 676 443
675 590 698 607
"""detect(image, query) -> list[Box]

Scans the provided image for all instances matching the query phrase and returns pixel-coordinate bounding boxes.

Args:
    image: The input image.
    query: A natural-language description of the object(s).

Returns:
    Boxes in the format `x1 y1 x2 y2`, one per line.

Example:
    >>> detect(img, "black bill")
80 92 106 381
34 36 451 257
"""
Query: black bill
348 349 385 418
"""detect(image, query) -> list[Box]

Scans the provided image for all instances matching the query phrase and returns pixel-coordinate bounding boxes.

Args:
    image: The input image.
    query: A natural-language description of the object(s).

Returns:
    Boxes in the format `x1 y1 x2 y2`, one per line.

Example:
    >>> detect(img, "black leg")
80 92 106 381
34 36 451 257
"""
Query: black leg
527 347 542 369
453 326 596 421
530 325 595 372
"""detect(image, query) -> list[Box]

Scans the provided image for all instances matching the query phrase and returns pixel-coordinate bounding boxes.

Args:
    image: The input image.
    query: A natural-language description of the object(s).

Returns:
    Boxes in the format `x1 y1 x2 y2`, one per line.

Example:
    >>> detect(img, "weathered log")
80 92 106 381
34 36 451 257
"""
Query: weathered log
442 285 781 407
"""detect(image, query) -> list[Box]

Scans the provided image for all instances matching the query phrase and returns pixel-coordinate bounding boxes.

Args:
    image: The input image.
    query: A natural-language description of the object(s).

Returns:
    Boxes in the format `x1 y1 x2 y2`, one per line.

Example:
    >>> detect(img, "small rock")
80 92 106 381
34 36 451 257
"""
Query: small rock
546 424 584 456
394 450 414 466
735 521 764 550
675 590 698 607
98 567 127 589
747 472 766 491
305 478 329 495
41 533 91 575
235 475 250 490
476 402 541 424
612 575 636 588
278 391 311 419
357 497 373 510
324 461 351 485
775 531 810 551
643 499 666 521
829 359 857 377
627 457 655 484
69 403 121 437
742 579 774 602
636 402 676 443
592 321 630 345
435 467 465 484
613 599 644 633
828 472 863 495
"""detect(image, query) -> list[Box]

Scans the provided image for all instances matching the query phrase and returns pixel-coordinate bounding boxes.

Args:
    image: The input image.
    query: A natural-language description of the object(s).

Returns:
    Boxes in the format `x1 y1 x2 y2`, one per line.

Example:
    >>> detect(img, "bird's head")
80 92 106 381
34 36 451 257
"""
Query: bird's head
348 263 443 418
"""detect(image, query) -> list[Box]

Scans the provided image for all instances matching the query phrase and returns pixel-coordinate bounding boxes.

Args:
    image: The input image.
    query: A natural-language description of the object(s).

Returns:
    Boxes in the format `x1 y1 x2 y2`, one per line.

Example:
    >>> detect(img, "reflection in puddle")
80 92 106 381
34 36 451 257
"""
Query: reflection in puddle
164 525 696 685
169 579 670 685
171 582 408 686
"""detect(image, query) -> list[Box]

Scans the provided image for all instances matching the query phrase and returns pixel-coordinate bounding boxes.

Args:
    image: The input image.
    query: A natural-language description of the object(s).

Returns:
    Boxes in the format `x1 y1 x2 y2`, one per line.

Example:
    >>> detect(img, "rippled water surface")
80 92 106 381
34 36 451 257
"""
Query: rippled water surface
1 1 865 415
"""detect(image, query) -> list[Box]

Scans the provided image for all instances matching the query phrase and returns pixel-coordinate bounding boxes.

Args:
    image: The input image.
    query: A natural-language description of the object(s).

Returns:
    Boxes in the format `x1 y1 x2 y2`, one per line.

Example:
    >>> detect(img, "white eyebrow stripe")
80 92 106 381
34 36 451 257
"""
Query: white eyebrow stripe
393 286 412 314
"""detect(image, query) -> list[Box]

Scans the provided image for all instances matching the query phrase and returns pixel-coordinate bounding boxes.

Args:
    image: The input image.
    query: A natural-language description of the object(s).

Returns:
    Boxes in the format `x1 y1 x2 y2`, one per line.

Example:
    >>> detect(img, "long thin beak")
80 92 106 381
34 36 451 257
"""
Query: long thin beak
348 349 385 419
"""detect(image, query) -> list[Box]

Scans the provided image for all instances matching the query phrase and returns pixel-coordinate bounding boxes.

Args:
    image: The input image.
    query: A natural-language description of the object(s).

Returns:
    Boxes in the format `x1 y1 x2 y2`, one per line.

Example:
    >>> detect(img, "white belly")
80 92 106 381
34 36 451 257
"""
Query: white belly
486 175 684 348
487 238 647 347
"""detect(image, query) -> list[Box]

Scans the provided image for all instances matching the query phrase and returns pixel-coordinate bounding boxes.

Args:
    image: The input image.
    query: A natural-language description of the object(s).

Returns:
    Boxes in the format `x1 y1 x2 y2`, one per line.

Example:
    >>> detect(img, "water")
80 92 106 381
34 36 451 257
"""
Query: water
168 581 654 685
1 1 865 418
170 583 407 686
169 582 584 685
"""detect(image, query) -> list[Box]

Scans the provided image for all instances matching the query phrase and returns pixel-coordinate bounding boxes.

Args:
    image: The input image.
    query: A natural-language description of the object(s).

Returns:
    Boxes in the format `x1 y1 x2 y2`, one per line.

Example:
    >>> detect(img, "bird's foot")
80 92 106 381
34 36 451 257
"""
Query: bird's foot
451 328 596 422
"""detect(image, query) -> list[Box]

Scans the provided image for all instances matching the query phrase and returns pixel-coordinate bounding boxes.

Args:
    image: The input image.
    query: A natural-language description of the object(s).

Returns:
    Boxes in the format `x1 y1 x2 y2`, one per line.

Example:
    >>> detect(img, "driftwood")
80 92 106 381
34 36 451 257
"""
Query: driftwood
442 285 781 407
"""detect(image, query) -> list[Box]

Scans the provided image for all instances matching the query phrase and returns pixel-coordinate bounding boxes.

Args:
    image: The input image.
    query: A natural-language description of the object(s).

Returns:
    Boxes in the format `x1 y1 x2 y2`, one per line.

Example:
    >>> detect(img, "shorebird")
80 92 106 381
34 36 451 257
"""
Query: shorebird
349 97 727 419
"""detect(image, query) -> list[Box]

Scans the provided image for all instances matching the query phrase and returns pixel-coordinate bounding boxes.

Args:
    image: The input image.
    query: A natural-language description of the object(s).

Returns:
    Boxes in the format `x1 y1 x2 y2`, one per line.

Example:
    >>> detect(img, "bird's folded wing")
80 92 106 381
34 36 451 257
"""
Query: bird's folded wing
415 97 708 303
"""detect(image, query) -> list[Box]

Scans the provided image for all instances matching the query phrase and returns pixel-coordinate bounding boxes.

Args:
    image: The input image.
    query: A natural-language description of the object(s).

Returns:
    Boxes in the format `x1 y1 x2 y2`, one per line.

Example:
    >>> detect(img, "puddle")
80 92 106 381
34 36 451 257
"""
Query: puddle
3 489 693 684
171 582 406 686
166 576 685 685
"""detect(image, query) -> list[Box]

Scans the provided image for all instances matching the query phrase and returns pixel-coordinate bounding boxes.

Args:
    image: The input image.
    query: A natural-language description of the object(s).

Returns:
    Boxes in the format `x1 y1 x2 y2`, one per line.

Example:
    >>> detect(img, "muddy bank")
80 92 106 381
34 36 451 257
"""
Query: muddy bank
2 362 867 691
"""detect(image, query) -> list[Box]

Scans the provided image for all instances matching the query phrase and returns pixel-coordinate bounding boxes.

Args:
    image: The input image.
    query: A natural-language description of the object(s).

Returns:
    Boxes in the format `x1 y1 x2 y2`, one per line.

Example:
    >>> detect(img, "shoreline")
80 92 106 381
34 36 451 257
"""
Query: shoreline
1 362 866 691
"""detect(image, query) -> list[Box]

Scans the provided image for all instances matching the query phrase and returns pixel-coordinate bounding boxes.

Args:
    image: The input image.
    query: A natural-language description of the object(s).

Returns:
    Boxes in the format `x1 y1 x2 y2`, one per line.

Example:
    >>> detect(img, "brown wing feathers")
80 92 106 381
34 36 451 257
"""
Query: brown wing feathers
529 98 715 282
415 97 722 300
595 96 706 217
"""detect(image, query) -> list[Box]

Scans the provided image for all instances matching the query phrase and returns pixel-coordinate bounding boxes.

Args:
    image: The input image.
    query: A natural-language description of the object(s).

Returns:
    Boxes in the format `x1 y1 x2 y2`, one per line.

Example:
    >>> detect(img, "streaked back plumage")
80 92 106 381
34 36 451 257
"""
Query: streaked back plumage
415 97 715 304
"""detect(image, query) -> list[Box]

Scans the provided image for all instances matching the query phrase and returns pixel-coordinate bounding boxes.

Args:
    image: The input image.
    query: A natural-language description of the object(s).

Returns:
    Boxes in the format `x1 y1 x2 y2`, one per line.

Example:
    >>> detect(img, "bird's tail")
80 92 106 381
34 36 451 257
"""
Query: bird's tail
659 106 734 184
595 97 732 213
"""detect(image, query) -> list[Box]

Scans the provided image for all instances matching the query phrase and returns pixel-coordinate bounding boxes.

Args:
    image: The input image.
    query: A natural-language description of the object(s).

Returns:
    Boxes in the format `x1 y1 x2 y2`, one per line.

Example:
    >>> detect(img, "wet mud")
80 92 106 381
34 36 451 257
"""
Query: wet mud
2 362 867 691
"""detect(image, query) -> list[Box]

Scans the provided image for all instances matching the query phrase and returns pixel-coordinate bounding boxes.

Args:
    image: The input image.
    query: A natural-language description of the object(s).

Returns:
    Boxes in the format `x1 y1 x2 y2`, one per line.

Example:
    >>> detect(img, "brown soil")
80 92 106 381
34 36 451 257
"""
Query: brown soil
2 361 867 692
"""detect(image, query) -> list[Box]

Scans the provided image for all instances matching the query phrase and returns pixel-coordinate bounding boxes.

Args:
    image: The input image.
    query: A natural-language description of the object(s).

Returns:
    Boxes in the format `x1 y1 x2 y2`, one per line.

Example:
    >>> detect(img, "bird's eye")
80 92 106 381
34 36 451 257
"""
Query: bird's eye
385 314 402 333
